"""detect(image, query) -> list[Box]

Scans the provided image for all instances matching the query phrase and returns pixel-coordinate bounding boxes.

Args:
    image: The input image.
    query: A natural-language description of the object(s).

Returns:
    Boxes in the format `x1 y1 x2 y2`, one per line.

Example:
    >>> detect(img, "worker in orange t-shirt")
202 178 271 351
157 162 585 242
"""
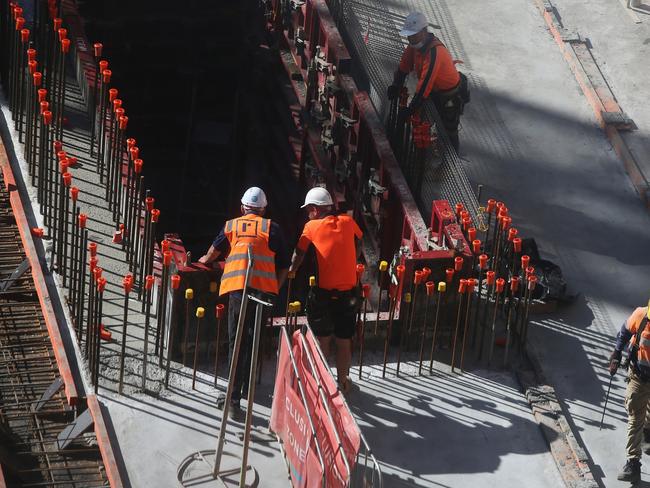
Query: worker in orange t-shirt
387 11 469 152
289 187 363 393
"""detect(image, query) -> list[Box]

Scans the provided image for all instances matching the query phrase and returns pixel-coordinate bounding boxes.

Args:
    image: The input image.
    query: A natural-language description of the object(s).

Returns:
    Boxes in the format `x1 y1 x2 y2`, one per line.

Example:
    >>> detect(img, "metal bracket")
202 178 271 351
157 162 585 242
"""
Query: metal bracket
602 111 636 130
56 408 94 450
0 258 30 291
33 377 64 412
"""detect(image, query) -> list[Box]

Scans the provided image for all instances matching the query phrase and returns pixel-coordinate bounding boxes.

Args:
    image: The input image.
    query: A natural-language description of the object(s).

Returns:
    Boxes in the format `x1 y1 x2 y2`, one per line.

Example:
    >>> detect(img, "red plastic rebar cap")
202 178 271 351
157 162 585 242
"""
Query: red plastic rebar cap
53 17 62 30
171 274 181 290
501 216 512 230
102 69 112 83
526 266 535 278
134 159 143 174
15 17 25 30
119 115 128 130
97 277 107 293
89 242 97 257
89 257 98 273
216 303 225 319
130 146 140 160
414 270 424 285
53 140 63 152
31 227 44 238
42 111 52 124
123 276 133 294
521 255 530 268
57 27 67 41
145 275 155 290
99 60 108 71
495 278 505 293
455 203 464 216
94 267 103 280
467 227 477 242
425 281 435 295
486 270 496 285
458 279 467 293
163 251 172 267
100 325 112 341
510 276 520 292
467 279 476 293
513 237 522 253
126 138 136 149
112 230 122 244
33 72 43 86
78 213 87 228
114 105 123 117
445 268 454 283
396 264 405 279
93 42 103 57
39 99 49 110
479 254 488 269
460 210 469 221
145 197 154 211
57 150 66 161
21 28 29 42
462 217 471 230
454 256 463 272
508 227 518 242
62 172 71 186
61 38 70 53
108 88 118 102
487 199 496 213
472 239 481 254
70 186 79 202
28 47 36 60
422 266 431 279
362 283 371 298
150 209 160 223
59 160 69 173
161 239 171 253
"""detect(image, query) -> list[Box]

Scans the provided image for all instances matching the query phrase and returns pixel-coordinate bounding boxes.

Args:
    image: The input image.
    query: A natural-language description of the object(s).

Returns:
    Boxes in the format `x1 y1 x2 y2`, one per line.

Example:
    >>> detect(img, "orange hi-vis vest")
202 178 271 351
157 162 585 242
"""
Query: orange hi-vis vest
629 306 650 372
219 214 278 296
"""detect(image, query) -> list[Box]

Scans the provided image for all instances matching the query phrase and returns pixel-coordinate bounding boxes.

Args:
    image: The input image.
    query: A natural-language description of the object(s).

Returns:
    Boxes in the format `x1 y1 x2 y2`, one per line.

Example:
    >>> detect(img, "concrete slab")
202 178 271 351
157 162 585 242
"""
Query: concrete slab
382 0 650 485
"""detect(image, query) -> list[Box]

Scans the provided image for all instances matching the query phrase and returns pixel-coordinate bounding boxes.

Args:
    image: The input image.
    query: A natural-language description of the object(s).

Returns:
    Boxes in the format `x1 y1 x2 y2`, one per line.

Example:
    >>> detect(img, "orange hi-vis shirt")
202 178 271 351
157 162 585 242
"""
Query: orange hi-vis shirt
628 306 650 371
398 34 460 101
297 214 362 291
219 215 278 296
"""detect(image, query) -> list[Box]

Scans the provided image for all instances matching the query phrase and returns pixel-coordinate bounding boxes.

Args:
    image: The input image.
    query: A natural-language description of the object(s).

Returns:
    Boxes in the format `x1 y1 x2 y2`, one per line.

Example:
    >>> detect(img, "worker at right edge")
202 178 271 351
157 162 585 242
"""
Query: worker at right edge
609 301 650 484
387 11 469 152
289 187 362 394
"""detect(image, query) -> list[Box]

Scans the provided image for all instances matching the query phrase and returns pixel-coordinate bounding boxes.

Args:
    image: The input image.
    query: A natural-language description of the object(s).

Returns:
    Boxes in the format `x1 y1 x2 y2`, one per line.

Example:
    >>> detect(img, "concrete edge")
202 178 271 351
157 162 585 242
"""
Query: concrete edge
87 395 127 488
516 340 599 488
533 0 650 210
0 138 79 405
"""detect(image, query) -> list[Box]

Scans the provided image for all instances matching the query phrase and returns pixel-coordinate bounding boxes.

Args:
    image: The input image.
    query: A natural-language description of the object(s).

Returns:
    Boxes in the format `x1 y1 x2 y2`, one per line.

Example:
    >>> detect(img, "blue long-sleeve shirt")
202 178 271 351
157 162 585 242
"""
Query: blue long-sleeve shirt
615 322 633 353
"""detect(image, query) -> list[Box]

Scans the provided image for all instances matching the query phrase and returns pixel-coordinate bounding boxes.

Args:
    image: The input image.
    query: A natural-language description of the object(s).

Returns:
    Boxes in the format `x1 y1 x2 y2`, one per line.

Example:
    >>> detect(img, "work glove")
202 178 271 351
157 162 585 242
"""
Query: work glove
609 349 622 376
387 84 400 100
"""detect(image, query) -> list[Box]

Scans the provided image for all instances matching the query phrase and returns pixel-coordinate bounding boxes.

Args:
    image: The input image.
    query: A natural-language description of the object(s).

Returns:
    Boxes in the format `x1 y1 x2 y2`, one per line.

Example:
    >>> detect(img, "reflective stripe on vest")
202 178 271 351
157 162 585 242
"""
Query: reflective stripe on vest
219 215 278 296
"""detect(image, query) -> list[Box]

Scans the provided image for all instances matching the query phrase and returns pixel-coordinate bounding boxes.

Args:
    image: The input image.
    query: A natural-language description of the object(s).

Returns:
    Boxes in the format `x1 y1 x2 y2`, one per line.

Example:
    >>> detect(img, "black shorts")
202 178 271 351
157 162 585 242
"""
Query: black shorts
306 287 360 339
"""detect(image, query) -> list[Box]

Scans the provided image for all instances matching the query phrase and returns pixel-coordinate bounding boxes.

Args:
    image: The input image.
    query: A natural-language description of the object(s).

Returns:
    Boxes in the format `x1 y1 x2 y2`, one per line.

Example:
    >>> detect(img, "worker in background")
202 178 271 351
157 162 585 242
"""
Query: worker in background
609 301 650 483
289 187 362 393
199 187 289 418
387 11 469 152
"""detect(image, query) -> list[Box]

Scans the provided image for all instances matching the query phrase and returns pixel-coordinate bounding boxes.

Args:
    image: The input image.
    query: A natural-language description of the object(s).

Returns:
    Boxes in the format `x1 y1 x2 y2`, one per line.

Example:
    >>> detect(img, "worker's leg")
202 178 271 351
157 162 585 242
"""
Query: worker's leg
433 94 461 152
223 291 254 406
317 336 332 357
306 288 334 356
236 298 258 404
333 291 360 392
624 372 650 459
644 402 650 454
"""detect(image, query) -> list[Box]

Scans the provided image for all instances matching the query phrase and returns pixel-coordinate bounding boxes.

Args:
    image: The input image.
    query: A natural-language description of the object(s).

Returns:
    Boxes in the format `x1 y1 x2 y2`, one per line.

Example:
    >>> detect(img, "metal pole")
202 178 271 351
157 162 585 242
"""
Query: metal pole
213 246 254 476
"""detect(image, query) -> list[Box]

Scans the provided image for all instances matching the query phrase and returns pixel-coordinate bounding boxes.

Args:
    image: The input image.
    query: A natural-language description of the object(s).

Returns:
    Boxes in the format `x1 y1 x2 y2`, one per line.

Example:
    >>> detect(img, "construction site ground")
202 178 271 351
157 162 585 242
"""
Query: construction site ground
2 0 650 487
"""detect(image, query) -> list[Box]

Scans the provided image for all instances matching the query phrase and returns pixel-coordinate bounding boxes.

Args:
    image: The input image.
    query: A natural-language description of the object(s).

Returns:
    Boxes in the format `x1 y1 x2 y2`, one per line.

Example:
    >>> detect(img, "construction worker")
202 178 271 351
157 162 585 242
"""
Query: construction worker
609 301 650 483
289 187 362 393
387 11 468 152
199 187 289 417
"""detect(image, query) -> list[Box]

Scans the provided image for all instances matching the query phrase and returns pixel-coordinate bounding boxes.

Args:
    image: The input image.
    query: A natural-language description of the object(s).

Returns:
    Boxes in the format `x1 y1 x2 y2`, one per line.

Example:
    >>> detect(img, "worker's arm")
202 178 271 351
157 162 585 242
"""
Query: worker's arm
269 222 291 289
198 244 221 264
614 321 633 353
289 247 306 275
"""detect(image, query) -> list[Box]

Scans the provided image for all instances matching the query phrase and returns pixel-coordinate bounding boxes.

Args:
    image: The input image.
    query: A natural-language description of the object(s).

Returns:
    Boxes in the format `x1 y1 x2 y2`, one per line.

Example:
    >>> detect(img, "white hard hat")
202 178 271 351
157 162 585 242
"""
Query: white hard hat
400 12 428 36
241 187 267 208
301 187 333 208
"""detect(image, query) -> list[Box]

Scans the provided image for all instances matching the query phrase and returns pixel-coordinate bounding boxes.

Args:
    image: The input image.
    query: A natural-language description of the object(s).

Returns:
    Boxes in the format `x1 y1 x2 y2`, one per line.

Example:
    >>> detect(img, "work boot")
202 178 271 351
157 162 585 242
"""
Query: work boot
617 458 641 483
643 430 650 455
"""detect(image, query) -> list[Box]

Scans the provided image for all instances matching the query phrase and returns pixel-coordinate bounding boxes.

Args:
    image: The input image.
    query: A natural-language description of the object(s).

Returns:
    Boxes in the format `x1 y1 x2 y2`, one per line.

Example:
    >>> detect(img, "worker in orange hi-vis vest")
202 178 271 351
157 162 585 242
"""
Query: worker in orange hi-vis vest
199 187 289 418
609 301 650 484
387 11 470 152
289 187 363 394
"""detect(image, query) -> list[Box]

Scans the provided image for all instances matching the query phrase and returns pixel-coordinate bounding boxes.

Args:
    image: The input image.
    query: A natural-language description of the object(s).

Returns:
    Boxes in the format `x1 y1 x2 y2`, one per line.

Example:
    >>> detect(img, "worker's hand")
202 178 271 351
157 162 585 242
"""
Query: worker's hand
387 85 400 100
609 349 622 376
198 255 211 265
